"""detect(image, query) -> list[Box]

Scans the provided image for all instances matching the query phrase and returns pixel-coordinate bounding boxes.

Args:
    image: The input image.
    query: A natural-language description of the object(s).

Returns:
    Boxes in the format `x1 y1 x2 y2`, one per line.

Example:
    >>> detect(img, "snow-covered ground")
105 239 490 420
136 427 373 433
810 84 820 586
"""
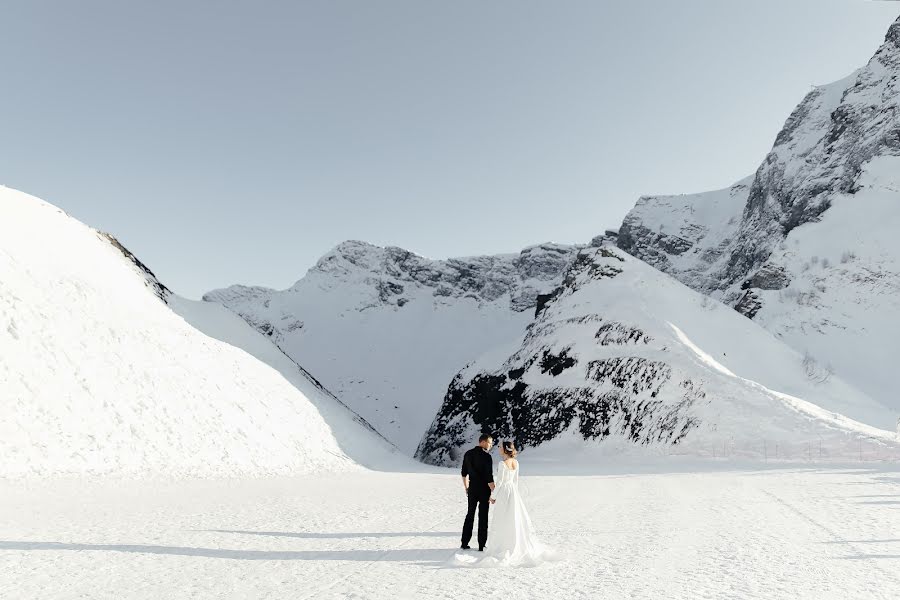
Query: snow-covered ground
3 463 900 599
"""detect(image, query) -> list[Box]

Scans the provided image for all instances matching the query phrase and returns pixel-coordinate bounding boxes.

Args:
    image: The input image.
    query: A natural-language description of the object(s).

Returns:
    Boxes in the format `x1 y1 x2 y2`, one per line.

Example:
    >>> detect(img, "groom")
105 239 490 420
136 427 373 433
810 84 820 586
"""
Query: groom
460 434 495 551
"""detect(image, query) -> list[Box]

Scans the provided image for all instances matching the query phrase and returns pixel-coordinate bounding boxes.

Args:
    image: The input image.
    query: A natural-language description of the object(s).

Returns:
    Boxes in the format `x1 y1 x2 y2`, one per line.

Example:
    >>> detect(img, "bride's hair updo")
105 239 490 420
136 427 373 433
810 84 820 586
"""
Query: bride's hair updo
501 441 517 457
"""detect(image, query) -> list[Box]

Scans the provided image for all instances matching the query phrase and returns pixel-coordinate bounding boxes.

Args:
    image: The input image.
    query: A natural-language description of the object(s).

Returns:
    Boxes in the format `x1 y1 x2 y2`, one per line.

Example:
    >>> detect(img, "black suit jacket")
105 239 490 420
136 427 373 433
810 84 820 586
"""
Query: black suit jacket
461 446 494 496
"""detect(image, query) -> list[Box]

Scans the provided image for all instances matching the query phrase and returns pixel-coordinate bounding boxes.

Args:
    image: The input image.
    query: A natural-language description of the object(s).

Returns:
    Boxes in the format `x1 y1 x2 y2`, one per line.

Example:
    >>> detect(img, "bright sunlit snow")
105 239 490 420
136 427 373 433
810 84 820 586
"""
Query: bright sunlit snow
2 464 900 599
0 186 402 477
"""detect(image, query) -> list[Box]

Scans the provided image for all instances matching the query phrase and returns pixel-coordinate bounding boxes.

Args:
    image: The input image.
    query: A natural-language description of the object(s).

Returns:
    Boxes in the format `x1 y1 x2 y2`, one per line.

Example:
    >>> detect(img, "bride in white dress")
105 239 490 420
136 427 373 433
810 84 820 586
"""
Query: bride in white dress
454 441 560 568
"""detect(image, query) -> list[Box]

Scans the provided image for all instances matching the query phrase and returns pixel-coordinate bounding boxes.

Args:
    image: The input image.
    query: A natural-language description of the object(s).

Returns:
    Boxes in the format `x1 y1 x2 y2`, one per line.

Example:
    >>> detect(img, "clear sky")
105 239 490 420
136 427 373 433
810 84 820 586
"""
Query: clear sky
2 1 898 299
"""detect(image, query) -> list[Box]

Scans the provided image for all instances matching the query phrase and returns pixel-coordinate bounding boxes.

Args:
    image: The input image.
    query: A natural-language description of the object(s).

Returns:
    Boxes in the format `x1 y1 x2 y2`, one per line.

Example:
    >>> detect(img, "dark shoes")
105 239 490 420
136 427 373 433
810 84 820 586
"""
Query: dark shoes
460 544 471 550
478 547 484 552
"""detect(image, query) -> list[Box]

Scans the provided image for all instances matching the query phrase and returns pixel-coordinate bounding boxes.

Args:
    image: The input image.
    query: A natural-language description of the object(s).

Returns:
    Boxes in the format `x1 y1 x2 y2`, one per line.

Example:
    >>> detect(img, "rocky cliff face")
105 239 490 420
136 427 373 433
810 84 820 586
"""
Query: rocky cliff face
204 240 581 453
416 244 894 466
617 177 753 295
306 240 581 312
617 15 900 410
728 18 900 284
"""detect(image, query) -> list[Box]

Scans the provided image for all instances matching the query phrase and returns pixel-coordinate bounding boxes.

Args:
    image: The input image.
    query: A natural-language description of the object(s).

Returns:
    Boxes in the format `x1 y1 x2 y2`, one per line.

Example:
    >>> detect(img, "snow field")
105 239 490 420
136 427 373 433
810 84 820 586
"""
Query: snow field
2 465 899 599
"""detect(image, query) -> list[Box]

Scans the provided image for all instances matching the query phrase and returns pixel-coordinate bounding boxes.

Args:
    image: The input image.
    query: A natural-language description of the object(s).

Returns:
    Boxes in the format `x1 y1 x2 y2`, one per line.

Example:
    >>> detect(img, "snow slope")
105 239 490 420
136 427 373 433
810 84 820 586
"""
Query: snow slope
744 157 900 412
0 186 402 478
617 15 900 411
417 244 897 465
204 241 579 453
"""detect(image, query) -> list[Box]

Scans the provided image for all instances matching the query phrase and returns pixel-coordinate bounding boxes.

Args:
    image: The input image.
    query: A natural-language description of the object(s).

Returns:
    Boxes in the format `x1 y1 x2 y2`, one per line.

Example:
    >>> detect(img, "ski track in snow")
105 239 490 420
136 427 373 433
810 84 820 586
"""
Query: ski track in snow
2 466 899 599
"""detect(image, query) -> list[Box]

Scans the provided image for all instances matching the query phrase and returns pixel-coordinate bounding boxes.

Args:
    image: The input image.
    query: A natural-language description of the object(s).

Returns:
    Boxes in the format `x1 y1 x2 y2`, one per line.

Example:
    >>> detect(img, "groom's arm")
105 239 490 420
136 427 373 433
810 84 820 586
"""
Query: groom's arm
461 454 469 492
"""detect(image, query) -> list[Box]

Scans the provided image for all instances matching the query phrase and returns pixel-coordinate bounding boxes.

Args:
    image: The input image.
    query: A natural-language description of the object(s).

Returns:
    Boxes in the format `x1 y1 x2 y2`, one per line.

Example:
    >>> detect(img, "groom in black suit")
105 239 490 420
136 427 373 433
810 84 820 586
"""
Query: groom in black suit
460 434 495 551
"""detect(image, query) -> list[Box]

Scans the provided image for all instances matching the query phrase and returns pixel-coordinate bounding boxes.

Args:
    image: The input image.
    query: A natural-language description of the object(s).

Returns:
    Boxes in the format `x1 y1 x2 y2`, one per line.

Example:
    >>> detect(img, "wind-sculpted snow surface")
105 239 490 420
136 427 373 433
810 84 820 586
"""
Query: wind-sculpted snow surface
204 240 580 453
618 15 900 411
417 246 897 466
0 187 401 478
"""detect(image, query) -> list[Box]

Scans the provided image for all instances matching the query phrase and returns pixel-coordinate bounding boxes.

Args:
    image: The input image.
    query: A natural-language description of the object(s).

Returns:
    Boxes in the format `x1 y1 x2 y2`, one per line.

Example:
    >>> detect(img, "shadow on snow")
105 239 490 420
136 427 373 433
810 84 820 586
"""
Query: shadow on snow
0 540 454 563
201 529 457 540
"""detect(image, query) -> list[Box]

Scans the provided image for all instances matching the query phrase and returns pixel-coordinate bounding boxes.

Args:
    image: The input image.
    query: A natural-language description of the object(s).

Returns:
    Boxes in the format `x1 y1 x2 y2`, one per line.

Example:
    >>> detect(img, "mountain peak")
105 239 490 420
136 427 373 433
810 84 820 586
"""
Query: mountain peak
615 15 900 414
884 14 900 48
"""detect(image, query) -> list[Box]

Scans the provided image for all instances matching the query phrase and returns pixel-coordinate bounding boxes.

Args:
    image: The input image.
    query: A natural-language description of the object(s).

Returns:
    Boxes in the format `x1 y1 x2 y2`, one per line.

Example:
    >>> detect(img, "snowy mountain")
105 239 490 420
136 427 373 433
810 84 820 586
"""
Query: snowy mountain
618 16 900 410
416 244 896 466
0 186 402 478
204 241 580 453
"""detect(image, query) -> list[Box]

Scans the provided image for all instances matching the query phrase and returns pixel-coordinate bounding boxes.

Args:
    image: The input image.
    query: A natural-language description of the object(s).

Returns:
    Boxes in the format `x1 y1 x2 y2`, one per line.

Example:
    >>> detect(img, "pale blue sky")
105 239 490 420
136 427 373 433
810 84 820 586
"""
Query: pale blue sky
2 1 898 298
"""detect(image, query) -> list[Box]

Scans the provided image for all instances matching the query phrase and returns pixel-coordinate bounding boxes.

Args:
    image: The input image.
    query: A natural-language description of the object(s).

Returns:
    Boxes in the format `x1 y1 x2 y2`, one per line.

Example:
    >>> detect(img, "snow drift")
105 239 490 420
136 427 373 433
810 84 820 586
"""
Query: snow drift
0 186 401 478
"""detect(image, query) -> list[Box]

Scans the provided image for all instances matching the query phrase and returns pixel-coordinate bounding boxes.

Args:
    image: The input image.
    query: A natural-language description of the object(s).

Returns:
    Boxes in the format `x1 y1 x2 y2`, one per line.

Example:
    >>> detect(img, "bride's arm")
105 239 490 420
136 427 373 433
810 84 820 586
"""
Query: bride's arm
489 464 506 502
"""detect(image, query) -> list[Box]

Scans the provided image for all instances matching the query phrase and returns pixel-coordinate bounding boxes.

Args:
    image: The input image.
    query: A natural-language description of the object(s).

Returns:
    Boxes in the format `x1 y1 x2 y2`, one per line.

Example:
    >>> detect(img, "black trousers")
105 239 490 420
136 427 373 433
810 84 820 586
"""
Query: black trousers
461 487 490 548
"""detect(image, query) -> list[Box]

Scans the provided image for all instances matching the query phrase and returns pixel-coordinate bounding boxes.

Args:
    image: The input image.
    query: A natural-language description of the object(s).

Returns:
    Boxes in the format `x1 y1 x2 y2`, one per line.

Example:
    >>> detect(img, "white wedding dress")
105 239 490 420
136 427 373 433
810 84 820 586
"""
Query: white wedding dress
453 459 560 568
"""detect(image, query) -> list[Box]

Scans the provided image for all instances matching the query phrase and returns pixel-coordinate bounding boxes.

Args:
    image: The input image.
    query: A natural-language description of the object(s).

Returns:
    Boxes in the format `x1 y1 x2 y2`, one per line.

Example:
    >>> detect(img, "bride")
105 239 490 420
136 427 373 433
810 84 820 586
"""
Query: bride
455 441 559 568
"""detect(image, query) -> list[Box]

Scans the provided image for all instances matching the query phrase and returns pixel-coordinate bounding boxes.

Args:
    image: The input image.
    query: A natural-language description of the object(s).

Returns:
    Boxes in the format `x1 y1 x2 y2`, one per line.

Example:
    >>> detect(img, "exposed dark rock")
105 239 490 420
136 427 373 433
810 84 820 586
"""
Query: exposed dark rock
508 366 526 380
595 322 652 346
886 16 900 48
283 320 304 333
100 232 171 302
586 357 671 397
734 290 763 319
377 280 405 303
589 230 620 247
539 348 577 376
534 290 561 317
562 250 623 292
415 364 703 465
741 264 790 291
616 221 676 272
